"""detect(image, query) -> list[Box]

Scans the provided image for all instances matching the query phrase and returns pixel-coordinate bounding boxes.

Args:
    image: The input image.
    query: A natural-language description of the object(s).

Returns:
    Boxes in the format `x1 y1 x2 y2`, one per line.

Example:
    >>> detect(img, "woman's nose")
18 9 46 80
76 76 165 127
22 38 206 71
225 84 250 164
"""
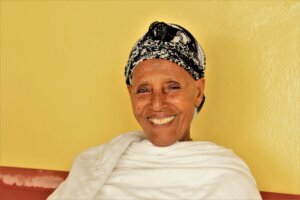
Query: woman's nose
150 91 167 111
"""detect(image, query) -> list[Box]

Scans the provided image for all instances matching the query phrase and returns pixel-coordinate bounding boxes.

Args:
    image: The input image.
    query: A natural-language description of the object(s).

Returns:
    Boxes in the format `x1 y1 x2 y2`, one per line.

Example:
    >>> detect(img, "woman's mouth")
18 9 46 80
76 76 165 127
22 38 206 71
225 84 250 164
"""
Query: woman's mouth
148 116 175 125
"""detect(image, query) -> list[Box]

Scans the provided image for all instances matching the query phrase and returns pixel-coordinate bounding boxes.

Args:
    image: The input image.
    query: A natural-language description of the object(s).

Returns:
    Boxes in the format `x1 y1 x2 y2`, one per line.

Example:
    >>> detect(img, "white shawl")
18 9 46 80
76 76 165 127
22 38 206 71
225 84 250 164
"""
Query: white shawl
48 132 261 200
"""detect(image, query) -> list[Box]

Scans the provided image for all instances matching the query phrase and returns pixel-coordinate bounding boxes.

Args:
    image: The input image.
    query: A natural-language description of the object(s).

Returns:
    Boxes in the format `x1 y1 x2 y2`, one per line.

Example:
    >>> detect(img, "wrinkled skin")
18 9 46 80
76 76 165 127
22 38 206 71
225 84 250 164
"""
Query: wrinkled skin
128 59 205 147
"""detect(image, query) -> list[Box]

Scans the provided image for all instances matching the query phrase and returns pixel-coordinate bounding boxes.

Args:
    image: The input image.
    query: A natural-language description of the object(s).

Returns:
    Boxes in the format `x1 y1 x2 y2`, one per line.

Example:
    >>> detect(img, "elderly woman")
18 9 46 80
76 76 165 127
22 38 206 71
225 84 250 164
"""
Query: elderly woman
48 22 261 200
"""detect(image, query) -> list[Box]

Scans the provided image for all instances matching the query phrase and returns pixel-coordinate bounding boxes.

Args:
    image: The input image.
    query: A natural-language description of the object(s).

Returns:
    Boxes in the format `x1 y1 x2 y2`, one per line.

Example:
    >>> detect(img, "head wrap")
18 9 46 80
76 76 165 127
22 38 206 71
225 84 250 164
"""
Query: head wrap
125 21 206 112
125 21 206 85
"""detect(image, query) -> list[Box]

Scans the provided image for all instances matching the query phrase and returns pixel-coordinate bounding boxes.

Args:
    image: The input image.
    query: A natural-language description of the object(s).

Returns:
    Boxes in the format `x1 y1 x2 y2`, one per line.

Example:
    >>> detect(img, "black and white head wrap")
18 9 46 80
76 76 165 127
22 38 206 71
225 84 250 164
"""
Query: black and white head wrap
125 21 206 112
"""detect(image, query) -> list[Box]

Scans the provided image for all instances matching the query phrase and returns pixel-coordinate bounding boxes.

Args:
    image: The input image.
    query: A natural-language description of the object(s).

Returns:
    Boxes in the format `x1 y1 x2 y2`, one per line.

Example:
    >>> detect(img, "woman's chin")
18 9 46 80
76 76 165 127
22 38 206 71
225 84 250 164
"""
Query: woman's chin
149 137 178 147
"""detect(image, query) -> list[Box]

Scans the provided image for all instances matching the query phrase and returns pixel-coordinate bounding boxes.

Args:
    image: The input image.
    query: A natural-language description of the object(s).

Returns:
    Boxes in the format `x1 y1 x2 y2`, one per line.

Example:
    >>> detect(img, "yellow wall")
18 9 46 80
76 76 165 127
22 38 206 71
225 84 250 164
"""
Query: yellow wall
1 0 299 195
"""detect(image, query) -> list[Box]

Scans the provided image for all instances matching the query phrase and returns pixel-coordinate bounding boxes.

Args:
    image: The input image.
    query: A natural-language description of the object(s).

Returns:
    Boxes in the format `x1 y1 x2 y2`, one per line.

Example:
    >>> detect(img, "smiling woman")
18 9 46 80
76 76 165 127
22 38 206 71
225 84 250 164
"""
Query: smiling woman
47 21 262 200
128 59 205 147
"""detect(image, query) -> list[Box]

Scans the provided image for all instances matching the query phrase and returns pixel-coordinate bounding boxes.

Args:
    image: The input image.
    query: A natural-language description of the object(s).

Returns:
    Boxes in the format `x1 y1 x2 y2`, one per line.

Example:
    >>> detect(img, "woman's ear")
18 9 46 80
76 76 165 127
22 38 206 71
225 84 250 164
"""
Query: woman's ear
127 85 132 93
127 85 133 97
195 78 205 107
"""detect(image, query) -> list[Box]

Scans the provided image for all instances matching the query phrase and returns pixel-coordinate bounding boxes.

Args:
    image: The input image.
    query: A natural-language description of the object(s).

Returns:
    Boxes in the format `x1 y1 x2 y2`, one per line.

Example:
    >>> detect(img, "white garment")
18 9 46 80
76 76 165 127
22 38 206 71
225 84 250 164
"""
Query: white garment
48 132 262 200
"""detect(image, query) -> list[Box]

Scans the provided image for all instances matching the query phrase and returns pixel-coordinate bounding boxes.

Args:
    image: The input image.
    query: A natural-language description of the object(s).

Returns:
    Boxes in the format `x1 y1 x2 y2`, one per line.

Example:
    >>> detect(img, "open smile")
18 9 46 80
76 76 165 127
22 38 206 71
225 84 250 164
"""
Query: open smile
148 116 176 125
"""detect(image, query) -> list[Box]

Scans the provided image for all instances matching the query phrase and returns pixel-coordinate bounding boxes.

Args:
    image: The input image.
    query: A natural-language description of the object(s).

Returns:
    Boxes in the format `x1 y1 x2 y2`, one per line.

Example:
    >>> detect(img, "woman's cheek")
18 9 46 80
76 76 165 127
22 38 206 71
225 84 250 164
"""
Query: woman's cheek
133 101 145 116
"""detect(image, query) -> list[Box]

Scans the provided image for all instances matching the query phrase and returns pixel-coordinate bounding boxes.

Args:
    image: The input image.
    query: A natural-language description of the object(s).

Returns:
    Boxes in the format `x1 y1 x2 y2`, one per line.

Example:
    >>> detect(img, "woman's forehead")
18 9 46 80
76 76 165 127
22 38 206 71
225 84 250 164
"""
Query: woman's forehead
131 59 194 84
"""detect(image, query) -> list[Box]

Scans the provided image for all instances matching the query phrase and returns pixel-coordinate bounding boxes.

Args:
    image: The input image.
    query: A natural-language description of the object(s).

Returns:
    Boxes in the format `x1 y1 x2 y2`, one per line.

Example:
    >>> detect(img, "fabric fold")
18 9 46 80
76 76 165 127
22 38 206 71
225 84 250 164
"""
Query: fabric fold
48 132 261 200
47 132 144 200
95 139 261 199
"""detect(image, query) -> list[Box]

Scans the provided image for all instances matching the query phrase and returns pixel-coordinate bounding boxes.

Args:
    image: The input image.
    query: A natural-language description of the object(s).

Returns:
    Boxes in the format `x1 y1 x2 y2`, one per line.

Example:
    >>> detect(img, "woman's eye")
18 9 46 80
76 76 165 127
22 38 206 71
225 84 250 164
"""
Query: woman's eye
136 87 150 94
168 84 181 91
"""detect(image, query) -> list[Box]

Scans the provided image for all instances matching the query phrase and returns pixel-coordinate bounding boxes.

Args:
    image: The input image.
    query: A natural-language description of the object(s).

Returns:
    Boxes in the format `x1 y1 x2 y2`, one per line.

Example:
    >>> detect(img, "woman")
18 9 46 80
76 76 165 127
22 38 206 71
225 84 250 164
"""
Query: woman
48 22 262 199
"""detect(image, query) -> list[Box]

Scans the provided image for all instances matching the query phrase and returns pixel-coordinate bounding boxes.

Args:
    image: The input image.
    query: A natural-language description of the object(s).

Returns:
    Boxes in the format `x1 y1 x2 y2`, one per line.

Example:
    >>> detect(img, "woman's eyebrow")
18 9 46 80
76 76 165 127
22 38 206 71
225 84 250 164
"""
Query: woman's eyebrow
166 80 180 84
135 82 149 88
166 80 189 87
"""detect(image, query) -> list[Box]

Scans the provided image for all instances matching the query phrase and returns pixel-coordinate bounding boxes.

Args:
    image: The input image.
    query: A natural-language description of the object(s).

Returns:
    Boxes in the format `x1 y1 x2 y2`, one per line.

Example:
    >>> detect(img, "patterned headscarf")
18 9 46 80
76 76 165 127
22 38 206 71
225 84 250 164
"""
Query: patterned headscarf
125 21 206 112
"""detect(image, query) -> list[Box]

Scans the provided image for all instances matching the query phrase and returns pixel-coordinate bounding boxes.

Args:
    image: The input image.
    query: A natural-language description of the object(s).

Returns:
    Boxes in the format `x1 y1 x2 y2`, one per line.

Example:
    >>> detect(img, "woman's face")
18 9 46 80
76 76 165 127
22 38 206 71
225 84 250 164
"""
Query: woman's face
128 59 205 146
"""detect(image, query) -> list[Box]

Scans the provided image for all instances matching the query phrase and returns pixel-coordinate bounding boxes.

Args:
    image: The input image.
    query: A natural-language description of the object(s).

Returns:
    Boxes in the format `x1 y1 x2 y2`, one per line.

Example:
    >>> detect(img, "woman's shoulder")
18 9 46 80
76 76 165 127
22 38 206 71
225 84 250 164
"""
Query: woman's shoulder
176 140 237 157
72 131 144 166
177 141 253 175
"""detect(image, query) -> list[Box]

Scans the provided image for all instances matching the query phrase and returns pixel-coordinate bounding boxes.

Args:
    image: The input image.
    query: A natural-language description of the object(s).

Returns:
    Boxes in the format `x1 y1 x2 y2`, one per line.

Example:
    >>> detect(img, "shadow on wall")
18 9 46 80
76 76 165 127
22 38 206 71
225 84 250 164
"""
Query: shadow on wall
196 34 288 191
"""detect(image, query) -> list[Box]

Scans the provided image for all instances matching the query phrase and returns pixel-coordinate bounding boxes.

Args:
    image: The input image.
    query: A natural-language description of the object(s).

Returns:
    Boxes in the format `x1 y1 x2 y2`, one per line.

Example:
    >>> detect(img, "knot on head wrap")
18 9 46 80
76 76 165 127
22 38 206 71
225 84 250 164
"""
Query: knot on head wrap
124 21 206 86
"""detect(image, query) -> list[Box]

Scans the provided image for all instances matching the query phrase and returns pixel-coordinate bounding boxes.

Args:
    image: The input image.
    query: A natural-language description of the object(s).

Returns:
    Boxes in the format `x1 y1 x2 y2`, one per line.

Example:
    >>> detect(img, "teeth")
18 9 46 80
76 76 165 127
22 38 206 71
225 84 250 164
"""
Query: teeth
149 116 175 125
